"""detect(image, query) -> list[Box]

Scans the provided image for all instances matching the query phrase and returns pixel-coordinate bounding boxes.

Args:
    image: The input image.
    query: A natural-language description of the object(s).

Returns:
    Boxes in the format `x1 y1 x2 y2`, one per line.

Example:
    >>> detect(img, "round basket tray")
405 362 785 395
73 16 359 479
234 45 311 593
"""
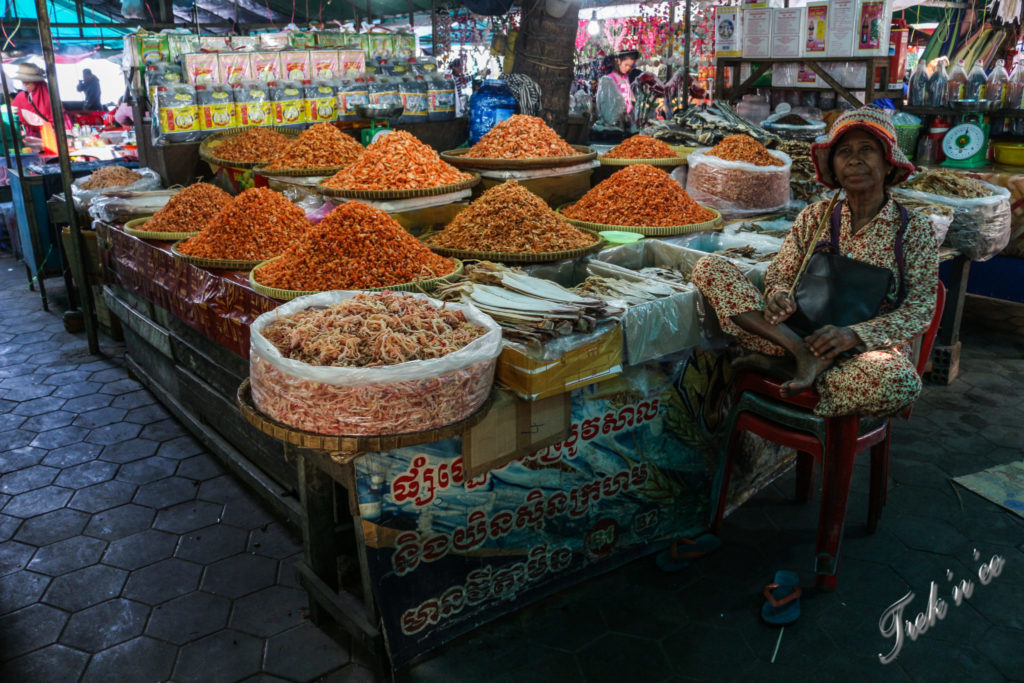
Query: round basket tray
557 205 723 237
123 216 201 241
254 163 353 178
249 257 464 301
421 229 604 263
440 145 597 170
598 155 686 167
237 378 494 457
170 241 266 270
198 126 303 169
317 173 480 200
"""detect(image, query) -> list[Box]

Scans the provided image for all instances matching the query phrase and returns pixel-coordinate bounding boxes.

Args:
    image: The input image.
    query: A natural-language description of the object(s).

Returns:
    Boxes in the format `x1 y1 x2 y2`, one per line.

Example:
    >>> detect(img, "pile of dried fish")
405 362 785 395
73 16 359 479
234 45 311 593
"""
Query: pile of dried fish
434 262 620 345
574 276 679 306
904 169 992 198
775 140 815 180
652 103 778 148
637 266 692 288
715 245 778 263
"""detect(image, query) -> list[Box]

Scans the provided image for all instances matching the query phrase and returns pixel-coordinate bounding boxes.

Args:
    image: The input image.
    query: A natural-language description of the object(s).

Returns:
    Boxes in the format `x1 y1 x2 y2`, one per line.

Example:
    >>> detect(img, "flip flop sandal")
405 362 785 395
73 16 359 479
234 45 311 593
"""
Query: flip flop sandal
655 533 721 573
761 570 802 626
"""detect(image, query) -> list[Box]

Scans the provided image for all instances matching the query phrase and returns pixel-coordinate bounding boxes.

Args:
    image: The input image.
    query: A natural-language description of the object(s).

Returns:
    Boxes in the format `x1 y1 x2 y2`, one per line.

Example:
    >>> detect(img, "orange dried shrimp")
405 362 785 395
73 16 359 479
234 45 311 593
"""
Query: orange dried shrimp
262 123 364 170
706 134 784 167
426 181 597 253
79 166 142 190
212 128 293 164
322 131 470 191
254 201 457 291
562 165 716 227
176 187 309 260
603 135 679 160
142 183 231 233
464 115 579 159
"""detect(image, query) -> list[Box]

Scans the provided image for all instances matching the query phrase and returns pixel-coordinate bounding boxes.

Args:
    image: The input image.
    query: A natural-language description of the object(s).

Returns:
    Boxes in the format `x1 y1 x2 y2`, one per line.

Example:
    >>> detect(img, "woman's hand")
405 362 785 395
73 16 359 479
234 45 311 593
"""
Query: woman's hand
764 292 796 325
806 325 862 360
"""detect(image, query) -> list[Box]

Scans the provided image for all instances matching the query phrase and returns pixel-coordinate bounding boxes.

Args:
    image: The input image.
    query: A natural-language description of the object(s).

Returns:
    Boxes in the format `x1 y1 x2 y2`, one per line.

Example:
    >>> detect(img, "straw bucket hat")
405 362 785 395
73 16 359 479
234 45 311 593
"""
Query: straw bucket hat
14 64 46 83
810 107 915 189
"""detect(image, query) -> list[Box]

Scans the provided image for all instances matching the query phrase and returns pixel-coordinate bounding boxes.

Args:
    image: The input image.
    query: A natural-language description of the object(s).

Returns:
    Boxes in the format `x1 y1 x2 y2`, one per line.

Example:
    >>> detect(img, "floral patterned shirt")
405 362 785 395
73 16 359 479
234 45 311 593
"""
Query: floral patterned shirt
765 197 939 350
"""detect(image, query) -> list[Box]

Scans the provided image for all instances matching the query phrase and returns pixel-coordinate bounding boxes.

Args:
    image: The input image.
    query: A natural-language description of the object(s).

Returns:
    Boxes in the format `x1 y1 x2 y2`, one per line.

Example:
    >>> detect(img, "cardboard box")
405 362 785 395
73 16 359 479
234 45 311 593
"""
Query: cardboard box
826 0 858 57
741 8 773 59
715 6 743 58
497 325 623 401
772 7 806 59
805 2 829 56
855 0 892 57
462 389 572 478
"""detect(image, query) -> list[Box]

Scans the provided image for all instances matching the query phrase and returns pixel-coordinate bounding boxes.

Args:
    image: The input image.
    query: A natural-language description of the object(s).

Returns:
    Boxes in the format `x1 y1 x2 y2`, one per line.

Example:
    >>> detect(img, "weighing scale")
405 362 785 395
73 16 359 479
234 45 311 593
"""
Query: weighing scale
941 113 990 168
355 104 403 146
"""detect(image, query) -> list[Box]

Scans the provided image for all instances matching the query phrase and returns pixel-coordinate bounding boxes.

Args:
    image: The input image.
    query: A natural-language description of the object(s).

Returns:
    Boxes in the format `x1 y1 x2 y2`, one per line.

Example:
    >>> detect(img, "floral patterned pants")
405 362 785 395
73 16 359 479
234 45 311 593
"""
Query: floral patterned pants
692 255 921 417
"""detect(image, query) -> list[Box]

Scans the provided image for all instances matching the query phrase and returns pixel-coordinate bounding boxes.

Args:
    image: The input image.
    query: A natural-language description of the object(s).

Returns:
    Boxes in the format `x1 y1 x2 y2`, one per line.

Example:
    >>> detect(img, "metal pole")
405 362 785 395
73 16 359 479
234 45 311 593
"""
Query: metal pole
34 0 100 353
683 0 691 111
431 0 437 56
1 66 50 309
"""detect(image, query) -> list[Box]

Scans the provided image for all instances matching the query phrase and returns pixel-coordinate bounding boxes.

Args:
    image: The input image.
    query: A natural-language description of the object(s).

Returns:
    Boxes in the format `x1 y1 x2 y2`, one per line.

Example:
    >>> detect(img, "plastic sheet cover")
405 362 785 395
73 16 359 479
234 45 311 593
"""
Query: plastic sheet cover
72 168 162 211
892 180 1011 261
685 148 792 217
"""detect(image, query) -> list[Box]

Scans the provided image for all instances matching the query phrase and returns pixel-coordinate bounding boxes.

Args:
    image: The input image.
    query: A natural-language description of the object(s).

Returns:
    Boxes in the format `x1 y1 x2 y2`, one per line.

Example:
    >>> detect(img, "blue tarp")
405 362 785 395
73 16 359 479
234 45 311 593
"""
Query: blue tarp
3 0 126 40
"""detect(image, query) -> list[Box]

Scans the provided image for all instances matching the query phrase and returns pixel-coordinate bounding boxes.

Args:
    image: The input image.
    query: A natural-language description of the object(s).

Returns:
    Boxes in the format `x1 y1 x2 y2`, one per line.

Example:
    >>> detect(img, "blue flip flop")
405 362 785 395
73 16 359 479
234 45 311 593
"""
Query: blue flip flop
761 570 802 625
655 533 721 573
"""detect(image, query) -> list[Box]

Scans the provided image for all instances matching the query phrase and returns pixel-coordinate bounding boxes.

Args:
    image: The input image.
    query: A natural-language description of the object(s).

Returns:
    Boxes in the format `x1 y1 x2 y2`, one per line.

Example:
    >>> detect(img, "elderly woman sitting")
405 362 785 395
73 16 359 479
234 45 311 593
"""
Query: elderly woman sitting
691 108 939 417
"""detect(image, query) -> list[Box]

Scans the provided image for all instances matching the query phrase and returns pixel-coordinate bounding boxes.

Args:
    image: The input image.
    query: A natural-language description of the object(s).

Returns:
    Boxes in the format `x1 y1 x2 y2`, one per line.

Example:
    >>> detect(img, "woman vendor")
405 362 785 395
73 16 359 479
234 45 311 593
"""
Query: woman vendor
691 108 939 416
593 50 641 136
10 64 58 139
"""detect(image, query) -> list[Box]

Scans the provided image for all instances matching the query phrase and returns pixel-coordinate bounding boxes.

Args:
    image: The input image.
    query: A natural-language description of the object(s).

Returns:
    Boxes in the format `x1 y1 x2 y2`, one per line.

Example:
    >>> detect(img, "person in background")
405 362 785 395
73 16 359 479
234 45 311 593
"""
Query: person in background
10 64 58 139
77 68 102 110
593 50 641 137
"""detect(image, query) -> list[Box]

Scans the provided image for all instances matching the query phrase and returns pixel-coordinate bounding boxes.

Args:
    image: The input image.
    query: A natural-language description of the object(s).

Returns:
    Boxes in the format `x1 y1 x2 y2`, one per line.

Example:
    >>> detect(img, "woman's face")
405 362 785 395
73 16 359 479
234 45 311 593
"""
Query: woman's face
616 57 635 75
23 81 37 93
832 128 893 193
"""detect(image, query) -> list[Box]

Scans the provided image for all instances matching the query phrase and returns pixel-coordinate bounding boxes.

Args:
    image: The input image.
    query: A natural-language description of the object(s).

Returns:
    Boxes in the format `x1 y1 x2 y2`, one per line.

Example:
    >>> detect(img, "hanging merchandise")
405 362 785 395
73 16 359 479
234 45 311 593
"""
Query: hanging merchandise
907 60 928 107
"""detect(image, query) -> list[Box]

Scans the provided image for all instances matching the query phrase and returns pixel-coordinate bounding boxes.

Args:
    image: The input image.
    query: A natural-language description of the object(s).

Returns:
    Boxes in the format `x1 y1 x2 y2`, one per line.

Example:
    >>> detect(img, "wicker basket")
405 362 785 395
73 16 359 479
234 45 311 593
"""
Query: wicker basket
249 258 464 300
894 124 922 161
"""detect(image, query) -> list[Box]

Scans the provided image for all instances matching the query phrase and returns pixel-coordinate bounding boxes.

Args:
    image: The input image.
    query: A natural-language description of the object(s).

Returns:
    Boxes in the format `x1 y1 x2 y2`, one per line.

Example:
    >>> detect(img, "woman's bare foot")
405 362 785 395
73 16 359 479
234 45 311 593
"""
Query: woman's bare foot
780 349 833 397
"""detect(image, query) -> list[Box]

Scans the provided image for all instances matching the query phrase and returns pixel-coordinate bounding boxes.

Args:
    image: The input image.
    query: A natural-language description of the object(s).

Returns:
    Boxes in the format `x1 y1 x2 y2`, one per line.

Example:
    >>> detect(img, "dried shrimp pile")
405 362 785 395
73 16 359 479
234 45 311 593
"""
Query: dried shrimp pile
464 115 579 159
262 123 364 170
603 135 679 160
425 181 597 253
250 291 498 435
322 131 469 191
904 169 992 198
212 128 293 164
262 292 485 367
707 134 784 167
176 188 309 260
254 201 457 291
142 183 231 233
562 165 716 227
79 166 143 190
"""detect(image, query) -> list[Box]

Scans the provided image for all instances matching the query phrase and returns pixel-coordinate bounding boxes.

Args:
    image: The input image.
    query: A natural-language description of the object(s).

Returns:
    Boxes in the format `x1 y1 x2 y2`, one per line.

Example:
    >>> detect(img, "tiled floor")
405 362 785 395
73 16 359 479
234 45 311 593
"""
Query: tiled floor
2 254 1023 682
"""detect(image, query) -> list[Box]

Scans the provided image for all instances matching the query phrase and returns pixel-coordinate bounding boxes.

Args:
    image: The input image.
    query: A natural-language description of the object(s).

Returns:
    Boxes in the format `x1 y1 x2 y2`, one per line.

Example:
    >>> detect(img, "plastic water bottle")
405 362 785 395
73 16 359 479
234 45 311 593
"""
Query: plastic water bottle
927 60 950 107
908 60 928 107
965 62 988 100
468 79 518 145
985 60 1010 108
948 60 968 102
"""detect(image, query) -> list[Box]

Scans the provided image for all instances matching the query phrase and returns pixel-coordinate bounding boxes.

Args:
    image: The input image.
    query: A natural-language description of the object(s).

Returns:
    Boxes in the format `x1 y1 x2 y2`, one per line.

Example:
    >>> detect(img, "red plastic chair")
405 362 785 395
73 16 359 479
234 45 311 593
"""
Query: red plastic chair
710 282 946 590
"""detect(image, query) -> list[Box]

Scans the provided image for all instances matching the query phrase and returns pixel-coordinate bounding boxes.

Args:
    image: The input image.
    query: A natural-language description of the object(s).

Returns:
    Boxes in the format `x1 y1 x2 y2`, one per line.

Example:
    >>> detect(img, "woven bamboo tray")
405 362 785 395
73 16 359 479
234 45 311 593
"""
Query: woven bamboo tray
557 205 723 237
123 216 201 241
237 378 494 458
199 126 302 169
249 258 464 300
421 229 604 263
598 155 686 167
170 241 266 270
440 145 597 170
254 163 353 178
317 173 480 200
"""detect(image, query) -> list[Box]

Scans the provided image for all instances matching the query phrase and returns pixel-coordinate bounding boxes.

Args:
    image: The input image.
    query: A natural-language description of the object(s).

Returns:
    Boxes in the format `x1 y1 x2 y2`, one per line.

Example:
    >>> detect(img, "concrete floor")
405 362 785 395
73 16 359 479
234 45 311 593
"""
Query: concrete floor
2 254 1022 682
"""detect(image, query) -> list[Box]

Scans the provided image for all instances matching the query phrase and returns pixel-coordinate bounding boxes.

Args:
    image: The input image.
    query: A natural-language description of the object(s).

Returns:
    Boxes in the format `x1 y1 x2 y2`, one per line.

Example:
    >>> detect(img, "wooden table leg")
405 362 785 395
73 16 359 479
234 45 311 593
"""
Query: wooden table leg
928 254 971 384
298 452 340 624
